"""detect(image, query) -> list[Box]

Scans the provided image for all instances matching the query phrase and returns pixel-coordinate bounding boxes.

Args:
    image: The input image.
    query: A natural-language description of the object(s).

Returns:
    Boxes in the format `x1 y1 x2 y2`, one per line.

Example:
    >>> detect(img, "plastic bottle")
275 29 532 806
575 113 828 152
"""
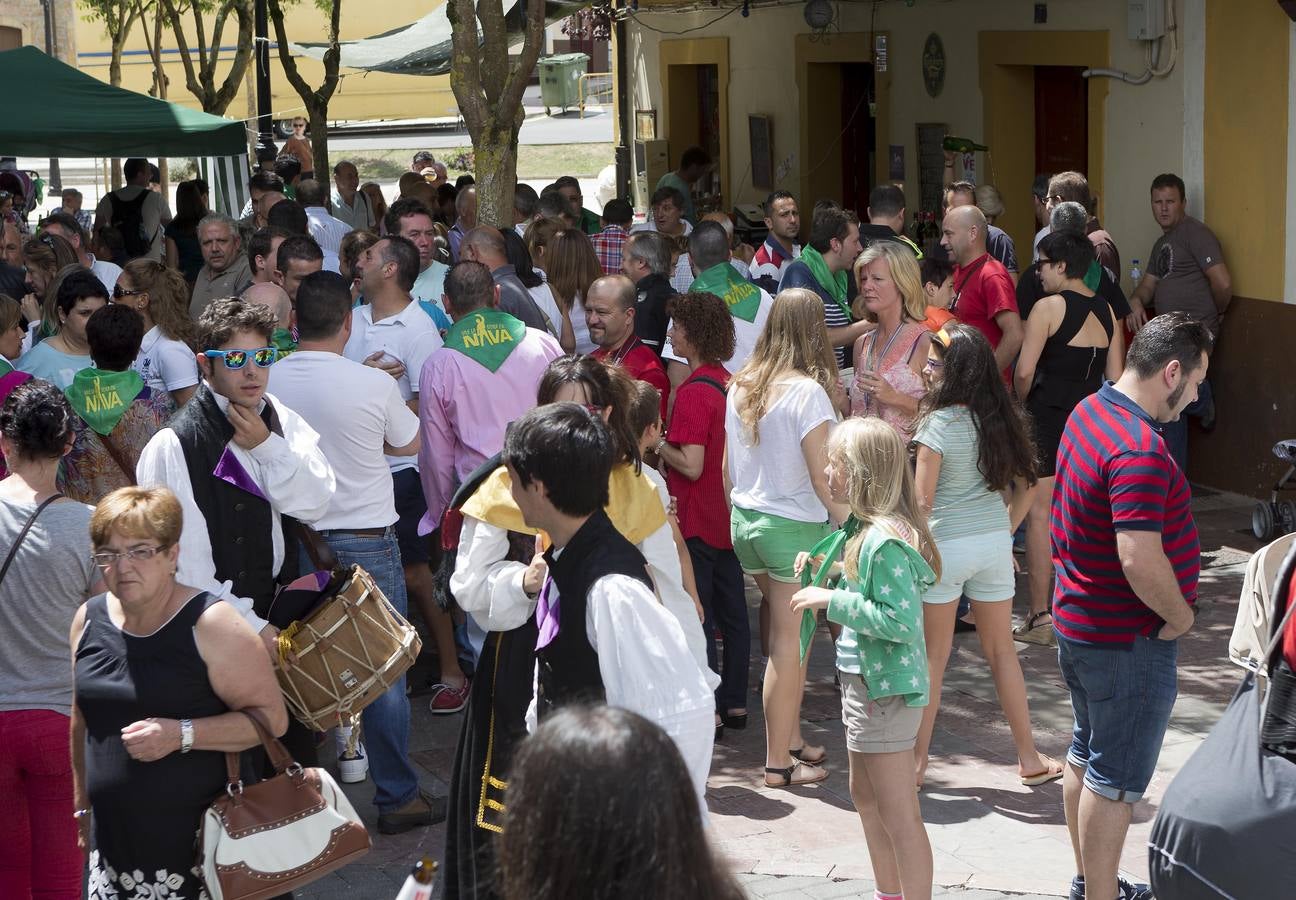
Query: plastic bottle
393 857 437 900
1130 259 1142 283
942 135 989 153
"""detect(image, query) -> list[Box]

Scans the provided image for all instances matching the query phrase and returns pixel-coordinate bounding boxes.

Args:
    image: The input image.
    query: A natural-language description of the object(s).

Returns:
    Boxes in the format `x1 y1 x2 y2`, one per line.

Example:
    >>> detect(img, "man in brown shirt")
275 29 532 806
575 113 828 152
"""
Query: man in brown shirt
1128 173 1232 469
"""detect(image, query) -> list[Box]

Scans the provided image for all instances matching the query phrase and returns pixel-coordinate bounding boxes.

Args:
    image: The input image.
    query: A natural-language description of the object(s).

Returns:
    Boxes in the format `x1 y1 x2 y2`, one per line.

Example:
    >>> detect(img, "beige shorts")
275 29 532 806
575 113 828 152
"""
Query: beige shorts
840 671 923 753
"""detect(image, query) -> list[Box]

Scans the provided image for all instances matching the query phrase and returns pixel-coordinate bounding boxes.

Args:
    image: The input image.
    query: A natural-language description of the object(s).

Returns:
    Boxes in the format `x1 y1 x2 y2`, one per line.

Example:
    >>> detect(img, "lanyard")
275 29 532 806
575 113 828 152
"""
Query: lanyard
609 334 642 365
951 255 990 314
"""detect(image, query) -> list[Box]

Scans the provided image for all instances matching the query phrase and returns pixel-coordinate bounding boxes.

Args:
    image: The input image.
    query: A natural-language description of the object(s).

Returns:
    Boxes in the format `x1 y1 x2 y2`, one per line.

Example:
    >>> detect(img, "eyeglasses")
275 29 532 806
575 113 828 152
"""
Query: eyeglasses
91 544 170 568
203 347 278 370
112 285 146 300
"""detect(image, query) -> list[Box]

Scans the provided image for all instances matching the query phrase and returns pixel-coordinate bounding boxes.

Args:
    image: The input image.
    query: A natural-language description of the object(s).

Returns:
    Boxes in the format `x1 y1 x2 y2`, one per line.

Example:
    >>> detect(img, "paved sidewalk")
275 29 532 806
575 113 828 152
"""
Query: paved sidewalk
300 488 1257 898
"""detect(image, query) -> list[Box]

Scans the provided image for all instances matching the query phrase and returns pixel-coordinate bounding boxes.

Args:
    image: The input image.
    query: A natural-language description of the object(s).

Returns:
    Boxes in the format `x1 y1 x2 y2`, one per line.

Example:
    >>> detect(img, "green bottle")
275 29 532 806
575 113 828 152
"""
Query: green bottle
942 135 989 153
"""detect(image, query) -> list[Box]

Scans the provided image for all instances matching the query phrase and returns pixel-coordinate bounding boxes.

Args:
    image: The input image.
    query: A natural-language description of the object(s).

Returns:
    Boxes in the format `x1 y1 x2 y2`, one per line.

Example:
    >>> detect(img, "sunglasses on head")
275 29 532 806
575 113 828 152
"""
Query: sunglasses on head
203 347 278 370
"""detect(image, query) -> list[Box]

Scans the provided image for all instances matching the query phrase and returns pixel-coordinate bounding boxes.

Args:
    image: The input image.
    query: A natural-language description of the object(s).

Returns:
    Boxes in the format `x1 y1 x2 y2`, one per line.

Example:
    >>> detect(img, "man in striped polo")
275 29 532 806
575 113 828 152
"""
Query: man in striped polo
1050 312 1211 900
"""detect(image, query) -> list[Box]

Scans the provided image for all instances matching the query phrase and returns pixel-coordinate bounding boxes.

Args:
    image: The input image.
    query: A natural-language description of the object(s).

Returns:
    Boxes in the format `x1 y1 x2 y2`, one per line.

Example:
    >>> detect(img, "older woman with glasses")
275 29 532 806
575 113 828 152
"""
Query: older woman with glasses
0 380 99 898
71 485 288 899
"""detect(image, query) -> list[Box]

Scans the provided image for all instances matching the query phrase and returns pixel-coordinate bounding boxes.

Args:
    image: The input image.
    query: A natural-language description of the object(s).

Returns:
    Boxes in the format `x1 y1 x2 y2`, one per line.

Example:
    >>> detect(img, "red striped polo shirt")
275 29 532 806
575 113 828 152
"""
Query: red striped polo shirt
1051 382 1199 646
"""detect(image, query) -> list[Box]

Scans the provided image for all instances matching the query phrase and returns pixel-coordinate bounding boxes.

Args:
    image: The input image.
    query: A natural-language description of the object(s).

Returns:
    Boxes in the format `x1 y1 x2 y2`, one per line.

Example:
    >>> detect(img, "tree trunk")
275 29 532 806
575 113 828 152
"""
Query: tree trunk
308 105 329 180
448 0 546 229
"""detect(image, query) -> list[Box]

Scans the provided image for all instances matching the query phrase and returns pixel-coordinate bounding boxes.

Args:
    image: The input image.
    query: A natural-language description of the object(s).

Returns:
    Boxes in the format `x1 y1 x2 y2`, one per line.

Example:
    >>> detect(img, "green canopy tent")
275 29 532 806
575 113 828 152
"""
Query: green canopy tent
0 45 250 214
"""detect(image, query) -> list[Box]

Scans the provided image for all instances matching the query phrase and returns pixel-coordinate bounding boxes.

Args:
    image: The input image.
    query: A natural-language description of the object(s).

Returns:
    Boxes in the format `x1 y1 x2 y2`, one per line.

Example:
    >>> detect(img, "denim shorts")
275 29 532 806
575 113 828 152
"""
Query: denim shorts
1057 634 1178 802
730 505 831 583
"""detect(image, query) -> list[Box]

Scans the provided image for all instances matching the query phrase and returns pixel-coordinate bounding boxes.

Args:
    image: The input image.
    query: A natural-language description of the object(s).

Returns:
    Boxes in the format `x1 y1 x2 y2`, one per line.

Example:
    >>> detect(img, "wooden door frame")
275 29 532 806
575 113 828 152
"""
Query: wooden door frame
978 31 1109 259
659 37 730 205
795 33 892 214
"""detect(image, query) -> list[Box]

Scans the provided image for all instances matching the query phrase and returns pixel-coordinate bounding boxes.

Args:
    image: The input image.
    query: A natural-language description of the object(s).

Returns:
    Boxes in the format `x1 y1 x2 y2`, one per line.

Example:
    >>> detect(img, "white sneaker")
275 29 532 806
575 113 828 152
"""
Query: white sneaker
335 725 368 784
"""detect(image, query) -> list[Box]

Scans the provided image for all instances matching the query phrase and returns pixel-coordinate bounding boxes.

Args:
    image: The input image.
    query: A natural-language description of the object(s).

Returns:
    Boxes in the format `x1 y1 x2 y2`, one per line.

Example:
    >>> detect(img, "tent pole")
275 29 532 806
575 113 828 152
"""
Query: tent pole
40 0 62 192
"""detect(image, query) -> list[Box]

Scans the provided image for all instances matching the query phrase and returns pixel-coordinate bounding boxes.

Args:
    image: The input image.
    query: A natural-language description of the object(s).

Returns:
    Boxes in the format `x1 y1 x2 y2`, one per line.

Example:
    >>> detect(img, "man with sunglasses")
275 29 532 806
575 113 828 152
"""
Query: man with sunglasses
136 299 335 664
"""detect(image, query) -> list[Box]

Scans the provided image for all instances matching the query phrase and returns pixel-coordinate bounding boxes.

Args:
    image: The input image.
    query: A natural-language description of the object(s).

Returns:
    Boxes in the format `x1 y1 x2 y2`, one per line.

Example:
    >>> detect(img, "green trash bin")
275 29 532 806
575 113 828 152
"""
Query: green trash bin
538 53 590 115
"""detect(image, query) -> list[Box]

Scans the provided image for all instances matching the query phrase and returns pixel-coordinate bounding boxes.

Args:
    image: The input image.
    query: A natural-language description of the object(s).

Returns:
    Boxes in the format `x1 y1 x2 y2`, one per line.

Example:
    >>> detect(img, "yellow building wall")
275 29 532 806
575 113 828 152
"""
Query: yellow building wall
1203 0 1288 302
74 2 457 124
629 0 1185 285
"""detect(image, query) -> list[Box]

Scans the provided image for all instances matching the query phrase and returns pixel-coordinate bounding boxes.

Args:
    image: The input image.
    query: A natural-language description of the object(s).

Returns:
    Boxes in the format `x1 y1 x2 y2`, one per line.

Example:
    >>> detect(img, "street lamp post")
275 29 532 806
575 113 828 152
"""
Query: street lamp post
255 0 275 158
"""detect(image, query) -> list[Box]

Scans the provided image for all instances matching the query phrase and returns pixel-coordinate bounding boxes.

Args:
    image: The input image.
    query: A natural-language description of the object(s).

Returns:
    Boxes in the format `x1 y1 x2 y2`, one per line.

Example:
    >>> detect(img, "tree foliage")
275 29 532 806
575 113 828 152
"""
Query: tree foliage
447 0 547 227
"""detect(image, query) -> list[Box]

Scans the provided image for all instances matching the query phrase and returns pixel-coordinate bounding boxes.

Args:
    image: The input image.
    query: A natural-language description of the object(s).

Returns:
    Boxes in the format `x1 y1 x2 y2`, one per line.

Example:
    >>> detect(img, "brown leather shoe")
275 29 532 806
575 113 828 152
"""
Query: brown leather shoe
376 789 447 834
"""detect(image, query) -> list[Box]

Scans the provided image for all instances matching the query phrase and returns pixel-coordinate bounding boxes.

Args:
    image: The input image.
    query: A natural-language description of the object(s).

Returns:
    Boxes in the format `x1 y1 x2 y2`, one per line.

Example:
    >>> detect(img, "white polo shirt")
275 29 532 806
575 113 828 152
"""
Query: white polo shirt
269 350 419 530
342 298 443 473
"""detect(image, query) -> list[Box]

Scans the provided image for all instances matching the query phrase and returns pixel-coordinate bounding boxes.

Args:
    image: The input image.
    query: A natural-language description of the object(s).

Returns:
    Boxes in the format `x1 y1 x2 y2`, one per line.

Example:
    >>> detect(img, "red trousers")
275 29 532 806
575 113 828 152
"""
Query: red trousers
0 709 80 900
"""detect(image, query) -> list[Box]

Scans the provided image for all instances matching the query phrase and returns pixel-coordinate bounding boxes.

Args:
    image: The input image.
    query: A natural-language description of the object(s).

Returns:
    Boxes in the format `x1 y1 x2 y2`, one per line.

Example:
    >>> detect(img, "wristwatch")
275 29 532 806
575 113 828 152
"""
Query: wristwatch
655 436 667 454
179 718 195 754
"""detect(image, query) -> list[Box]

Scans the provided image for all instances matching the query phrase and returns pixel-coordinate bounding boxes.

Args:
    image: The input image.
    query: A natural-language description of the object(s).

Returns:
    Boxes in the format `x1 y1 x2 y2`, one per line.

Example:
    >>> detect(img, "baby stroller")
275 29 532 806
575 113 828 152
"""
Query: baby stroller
1252 439 1296 540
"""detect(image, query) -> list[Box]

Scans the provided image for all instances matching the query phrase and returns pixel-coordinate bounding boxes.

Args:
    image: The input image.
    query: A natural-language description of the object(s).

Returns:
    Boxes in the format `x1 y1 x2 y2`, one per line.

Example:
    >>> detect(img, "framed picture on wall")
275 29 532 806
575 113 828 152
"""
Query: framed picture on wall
636 109 657 142
749 115 773 189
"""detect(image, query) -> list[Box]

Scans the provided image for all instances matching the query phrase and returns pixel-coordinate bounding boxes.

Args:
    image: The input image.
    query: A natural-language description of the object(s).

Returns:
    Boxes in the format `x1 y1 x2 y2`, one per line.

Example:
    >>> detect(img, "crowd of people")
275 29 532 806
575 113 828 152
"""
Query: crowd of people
0 143 1228 900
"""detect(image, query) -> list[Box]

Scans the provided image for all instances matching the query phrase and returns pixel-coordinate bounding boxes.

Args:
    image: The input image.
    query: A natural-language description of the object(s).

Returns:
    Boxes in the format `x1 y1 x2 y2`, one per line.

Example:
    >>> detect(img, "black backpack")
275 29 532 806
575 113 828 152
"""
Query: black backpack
108 189 152 258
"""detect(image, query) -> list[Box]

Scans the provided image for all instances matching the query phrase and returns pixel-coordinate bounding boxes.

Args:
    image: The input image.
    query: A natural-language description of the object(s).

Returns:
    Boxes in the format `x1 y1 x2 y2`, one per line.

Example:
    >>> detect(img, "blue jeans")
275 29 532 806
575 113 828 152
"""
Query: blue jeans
301 528 419 813
1161 378 1213 474
1057 634 1178 803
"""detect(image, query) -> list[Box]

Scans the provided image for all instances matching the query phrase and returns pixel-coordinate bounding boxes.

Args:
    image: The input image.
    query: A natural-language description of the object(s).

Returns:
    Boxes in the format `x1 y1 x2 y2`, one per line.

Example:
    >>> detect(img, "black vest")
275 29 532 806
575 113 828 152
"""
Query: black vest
536 509 653 716
167 385 295 615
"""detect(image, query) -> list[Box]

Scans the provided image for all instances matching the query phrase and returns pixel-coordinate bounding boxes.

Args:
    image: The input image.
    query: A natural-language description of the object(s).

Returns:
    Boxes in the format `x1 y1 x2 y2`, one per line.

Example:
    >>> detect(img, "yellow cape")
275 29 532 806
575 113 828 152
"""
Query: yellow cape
460 463 667 546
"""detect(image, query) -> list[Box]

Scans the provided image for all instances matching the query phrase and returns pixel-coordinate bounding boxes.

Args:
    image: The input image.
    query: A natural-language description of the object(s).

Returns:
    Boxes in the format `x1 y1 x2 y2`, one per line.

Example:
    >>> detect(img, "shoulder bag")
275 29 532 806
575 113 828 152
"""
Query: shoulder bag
197 708 370 899
0 493 64 587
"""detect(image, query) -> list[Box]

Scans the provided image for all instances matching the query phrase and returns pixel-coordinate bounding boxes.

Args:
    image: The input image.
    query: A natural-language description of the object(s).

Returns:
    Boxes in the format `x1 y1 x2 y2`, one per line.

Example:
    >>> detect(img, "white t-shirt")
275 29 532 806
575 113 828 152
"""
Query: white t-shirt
527 282 563 340
89 256 122 293
268 350 419 530
725 376 837 523
661 285 773 376
133 326 200 396
567 292 596 355
342 299 443 473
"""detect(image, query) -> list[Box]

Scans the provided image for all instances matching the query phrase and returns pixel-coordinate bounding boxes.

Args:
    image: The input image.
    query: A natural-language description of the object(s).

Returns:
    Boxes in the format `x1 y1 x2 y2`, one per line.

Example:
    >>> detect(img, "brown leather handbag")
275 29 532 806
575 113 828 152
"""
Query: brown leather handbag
197 709 370 899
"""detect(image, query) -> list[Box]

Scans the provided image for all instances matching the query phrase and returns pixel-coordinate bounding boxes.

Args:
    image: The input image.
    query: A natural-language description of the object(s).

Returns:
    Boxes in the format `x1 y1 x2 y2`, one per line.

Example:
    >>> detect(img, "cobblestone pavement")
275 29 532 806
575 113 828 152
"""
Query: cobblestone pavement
299 488 1258 898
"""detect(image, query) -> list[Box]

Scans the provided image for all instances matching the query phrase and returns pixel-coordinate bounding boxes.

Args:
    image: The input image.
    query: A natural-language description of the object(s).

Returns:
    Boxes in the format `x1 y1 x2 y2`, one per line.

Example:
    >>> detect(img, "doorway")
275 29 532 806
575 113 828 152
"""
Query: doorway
662 36 730 212
1034 66 1088 179
840 63 877 215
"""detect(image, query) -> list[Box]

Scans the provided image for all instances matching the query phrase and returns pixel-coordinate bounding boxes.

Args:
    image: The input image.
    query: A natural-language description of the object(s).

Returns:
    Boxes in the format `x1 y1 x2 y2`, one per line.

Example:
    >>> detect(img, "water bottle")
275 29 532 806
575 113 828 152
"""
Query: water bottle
1130 259 1142 283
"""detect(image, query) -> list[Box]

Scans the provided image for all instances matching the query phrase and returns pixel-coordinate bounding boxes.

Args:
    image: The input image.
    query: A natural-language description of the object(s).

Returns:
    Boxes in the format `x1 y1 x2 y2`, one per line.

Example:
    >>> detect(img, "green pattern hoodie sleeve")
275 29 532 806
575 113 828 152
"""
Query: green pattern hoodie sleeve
825 536 933 644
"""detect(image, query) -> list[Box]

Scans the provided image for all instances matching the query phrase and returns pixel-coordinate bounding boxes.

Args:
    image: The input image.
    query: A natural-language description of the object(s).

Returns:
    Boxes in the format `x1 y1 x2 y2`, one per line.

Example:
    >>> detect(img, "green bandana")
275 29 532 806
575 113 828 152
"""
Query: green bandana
1083 259 1101 292
690 263 763 323
65 368 144 435
799 245 852 321
271 328 298 357
0 358 12 376
444 308 527 373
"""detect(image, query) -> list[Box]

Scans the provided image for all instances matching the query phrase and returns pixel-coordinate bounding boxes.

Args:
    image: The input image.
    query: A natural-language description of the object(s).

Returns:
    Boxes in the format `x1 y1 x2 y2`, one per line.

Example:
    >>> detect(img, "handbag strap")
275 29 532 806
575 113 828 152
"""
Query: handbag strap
224 708 300 789
96 430 137 486
0 493 64 588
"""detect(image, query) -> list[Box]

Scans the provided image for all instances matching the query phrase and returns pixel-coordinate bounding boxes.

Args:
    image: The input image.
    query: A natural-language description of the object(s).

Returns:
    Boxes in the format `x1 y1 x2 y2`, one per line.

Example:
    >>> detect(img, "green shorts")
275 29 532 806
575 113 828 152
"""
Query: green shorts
730 505 831 583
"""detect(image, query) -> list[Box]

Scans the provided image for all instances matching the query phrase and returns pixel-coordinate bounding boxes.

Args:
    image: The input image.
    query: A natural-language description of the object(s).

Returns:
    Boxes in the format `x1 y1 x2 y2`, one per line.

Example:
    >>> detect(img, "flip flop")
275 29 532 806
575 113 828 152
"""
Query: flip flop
1021 755 1065 786
764 761 829 788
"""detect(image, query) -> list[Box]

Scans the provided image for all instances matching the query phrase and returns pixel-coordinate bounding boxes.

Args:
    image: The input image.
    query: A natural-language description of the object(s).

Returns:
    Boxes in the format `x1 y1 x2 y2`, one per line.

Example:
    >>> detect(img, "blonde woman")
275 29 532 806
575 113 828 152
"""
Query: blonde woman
725 288 849 787
975 184 1005 225
851 242 932 442
118 259 200 409
283 116 314 180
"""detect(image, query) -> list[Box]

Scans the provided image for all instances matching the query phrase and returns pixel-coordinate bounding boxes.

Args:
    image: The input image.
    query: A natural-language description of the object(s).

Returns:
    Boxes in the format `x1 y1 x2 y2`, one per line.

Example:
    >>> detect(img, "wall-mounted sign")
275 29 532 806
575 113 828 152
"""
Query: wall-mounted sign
922 33 945 98
874 34 888 73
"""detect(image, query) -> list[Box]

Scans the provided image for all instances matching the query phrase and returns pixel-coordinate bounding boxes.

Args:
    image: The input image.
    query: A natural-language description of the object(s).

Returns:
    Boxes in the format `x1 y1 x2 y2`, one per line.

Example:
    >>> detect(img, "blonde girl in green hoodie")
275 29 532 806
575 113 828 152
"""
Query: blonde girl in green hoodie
792 416 940 900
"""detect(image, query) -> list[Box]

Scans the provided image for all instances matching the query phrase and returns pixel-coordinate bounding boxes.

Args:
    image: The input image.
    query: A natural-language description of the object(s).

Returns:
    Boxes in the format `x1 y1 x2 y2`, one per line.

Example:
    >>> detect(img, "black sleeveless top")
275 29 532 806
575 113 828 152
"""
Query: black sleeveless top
77 591 229 899
1028 290 1114 408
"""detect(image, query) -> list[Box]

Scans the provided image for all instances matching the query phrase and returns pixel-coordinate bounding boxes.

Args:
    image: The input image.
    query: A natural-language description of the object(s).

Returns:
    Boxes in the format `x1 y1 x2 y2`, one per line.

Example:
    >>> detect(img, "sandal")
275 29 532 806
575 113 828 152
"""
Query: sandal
764 761 829 788
790 744 827 766
1021 755 1066 786
1013 610 1054 644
